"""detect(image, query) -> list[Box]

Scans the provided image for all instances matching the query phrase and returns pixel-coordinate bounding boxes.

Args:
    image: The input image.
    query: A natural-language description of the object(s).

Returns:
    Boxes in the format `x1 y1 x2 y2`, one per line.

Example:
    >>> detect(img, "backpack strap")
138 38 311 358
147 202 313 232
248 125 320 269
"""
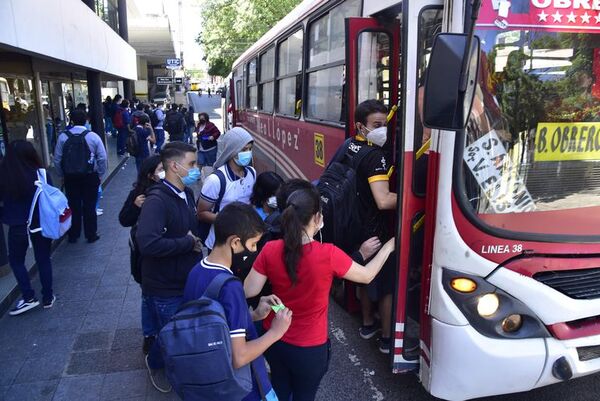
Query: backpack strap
327 137 353 169
347 140 376 171
212 169 227 213
27 169 46 239
204 273 240 300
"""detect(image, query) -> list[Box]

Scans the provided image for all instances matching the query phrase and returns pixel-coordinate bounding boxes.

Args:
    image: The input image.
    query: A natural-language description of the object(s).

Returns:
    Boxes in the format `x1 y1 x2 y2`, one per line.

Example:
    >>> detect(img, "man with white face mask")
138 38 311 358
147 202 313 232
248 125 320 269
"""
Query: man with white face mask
346 99 398 354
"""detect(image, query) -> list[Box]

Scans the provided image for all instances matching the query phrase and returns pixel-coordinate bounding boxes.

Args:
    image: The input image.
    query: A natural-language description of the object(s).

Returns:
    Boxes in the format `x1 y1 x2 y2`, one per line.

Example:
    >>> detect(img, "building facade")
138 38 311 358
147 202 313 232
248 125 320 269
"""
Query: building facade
0 0 137 165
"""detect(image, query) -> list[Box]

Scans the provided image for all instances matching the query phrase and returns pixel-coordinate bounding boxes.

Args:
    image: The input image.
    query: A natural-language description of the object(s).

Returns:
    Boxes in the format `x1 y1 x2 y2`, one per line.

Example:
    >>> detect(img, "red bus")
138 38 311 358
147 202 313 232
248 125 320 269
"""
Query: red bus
224 0 600 399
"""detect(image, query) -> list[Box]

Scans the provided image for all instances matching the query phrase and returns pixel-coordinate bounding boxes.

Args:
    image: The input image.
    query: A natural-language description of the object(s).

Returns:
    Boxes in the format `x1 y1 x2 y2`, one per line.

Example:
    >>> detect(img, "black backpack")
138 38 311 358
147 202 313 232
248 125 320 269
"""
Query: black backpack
126 130 140 157
61 130 93 177
150 109 160 128
317 138 375 253
198 170 226 245
166 112 182 134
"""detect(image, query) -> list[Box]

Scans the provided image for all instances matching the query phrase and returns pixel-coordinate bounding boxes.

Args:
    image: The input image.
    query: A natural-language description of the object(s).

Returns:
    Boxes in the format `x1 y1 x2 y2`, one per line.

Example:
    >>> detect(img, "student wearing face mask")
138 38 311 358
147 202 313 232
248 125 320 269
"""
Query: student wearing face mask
347 99 399 354
244 186 394 401
197 127 256 252
135 142 203 393
118 155 164 355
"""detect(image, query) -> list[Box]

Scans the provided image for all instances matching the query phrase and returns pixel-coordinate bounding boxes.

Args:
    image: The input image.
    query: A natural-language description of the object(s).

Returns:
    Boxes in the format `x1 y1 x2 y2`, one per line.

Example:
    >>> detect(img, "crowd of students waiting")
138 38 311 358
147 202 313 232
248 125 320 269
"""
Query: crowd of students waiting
0 97 398 401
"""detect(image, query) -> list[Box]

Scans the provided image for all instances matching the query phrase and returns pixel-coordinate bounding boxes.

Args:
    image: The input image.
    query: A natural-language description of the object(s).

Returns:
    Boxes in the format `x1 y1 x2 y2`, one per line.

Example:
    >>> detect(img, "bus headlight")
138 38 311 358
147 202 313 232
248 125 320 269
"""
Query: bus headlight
477 293 499 317
443 268 549 339
502 314 523 333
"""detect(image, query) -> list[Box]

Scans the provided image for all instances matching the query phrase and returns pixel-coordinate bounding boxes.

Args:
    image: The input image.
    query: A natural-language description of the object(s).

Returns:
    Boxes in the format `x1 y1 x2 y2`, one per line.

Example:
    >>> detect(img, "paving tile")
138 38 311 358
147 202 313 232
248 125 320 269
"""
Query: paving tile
117 311 141 330
37 315 85 333
4 380 58 401
52 375 104 401
28 332 76 358
112 328 143 351
107 349 146 373
42 300 91 318
0 358 25 386
65 350 110 375
73 331 113 351
79 313 120 333
93 285 128 301
88 298 124 314
101 370 147 400
13 354 68 384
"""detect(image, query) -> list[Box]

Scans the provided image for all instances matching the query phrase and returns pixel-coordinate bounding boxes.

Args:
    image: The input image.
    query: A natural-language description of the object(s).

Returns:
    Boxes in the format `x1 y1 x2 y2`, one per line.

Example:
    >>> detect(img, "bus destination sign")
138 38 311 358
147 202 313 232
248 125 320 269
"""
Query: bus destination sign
477 0 600 32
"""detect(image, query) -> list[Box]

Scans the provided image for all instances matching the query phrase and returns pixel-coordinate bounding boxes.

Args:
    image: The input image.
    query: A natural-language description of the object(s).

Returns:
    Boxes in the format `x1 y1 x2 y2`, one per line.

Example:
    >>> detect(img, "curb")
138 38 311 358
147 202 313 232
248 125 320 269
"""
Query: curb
0 156 131 317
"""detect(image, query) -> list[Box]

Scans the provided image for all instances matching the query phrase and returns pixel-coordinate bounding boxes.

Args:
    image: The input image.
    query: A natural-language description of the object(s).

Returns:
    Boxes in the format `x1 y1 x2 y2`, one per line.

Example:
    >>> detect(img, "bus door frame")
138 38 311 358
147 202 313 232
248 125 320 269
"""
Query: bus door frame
345 16 425 372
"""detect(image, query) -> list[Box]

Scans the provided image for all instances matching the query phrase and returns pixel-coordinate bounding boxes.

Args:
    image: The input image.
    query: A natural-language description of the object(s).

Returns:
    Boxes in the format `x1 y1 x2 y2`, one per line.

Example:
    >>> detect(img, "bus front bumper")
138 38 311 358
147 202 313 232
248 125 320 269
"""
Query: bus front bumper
428 318 600 401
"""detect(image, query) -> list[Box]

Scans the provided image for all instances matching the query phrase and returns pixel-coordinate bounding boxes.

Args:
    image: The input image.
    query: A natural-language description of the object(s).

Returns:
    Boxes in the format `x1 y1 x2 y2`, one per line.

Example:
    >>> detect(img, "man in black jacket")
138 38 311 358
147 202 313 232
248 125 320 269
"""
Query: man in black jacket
136 142 202 392
164 103 185 142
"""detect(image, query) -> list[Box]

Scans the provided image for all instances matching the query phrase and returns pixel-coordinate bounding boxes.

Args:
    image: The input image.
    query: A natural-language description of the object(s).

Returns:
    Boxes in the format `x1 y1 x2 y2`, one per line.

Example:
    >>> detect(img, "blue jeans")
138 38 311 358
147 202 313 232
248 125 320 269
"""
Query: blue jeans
184 126 194 144
145 295 184 369
154 128 165 153
8 225 53 303
197 147 217 167
141 295 160 338
104 117 114 135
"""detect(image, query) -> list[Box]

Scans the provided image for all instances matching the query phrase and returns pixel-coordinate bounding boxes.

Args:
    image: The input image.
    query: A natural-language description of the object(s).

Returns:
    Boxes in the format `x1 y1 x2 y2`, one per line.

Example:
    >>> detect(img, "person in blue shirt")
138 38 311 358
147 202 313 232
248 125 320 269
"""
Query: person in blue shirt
133 114 156 172
184 202 292 401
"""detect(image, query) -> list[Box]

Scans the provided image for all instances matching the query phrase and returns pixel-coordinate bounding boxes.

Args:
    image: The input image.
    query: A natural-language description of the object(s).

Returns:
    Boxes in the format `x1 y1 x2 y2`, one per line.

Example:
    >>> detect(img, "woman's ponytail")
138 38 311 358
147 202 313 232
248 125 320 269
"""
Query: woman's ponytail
280 187 321 284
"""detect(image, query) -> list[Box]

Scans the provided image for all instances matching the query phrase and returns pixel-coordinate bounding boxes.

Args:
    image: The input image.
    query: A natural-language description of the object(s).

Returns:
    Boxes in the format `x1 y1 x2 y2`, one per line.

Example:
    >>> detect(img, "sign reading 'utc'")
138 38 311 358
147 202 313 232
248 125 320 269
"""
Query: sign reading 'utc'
166 58 181 69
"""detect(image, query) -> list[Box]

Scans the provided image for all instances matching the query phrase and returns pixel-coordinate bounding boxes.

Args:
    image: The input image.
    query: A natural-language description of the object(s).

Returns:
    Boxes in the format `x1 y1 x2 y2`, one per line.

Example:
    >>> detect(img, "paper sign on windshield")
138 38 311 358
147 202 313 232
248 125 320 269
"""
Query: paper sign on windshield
477 0 600 32
465 130 536 213
534 122 600 161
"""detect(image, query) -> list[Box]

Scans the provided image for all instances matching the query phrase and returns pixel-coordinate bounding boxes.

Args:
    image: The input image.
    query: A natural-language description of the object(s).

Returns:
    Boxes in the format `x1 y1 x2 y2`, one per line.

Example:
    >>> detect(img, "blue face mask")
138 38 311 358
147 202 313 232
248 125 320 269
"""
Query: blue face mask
234 150 253 167
176 163 201 186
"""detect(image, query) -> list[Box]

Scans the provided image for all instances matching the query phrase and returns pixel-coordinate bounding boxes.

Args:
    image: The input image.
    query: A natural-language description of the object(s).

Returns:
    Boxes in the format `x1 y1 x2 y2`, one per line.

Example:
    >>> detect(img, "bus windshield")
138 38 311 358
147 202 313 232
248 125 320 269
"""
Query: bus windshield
460 8 600 238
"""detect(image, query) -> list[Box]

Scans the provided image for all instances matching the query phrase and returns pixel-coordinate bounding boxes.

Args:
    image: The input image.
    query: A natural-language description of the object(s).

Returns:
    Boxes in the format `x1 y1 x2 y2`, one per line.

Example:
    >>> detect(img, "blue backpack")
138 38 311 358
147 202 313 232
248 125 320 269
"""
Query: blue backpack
159 273 253 401
28 169 72 240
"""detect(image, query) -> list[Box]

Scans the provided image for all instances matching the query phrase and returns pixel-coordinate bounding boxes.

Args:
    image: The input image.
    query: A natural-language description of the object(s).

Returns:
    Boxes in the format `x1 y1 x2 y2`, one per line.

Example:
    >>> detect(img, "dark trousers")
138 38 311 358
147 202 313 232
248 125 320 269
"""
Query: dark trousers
265 340 330 401
154 128 165 153
64 173 100 241
117 128 128 154
169 132 184 142
7 225 53 302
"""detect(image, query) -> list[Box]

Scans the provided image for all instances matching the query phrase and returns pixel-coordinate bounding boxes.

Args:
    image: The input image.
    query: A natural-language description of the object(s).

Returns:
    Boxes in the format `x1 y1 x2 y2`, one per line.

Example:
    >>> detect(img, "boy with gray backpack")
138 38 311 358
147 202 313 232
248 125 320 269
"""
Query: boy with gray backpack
160 202 292 400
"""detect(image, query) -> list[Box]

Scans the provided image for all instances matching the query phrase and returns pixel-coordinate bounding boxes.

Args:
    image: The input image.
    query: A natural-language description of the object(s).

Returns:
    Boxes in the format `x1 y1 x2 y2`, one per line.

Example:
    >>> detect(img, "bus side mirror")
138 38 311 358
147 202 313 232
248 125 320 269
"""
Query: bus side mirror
423 33 480 131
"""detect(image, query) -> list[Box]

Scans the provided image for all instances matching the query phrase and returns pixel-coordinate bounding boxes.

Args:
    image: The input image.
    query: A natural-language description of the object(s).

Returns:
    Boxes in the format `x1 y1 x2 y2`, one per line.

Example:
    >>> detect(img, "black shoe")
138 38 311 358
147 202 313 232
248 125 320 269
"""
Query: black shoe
143 336 155 355
9 298 40 316
87 235 100 243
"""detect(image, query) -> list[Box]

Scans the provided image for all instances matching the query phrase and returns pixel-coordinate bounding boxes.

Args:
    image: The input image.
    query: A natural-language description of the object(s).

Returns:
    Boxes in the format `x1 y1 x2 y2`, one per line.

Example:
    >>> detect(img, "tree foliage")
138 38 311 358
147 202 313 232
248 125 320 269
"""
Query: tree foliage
197 0 301 77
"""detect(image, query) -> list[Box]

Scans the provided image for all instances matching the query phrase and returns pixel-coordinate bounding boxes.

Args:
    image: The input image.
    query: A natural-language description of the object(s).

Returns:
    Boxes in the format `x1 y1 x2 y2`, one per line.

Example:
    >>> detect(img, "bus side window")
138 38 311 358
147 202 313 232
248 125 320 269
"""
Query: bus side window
277 29 303 118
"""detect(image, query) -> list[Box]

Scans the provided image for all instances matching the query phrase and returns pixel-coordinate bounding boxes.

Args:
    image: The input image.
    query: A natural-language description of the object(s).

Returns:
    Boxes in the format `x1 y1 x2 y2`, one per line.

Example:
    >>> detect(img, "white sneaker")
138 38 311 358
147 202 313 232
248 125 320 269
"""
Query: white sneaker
96 209 104 216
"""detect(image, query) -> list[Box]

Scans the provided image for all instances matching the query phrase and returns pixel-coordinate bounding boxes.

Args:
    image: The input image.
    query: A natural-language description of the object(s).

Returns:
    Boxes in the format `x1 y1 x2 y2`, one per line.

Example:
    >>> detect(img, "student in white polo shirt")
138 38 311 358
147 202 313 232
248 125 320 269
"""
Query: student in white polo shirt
197 127 256 251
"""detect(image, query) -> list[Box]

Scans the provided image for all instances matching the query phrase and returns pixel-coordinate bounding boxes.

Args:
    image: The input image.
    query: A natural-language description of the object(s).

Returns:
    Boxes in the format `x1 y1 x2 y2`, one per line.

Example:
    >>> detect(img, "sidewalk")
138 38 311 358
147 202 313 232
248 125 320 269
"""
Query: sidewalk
0 158 178 401
0 135 128 316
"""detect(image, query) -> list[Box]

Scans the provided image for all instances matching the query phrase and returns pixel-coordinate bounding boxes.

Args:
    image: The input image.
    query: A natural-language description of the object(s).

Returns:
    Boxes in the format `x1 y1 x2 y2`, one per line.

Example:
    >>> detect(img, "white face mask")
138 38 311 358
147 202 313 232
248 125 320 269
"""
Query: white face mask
365 126 388 147
267 196 277 209
157 170 166 180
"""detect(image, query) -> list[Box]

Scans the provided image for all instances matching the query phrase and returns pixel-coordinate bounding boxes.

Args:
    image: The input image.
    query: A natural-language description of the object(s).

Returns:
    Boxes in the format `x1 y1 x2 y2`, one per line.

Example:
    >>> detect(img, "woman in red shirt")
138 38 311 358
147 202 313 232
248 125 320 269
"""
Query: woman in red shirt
244 186 394 401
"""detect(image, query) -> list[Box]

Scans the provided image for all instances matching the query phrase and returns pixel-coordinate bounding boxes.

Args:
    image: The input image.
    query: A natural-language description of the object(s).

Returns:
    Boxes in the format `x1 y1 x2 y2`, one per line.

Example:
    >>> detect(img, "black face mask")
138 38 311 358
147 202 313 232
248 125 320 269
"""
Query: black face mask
231 243 258 279
199 119 206 124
